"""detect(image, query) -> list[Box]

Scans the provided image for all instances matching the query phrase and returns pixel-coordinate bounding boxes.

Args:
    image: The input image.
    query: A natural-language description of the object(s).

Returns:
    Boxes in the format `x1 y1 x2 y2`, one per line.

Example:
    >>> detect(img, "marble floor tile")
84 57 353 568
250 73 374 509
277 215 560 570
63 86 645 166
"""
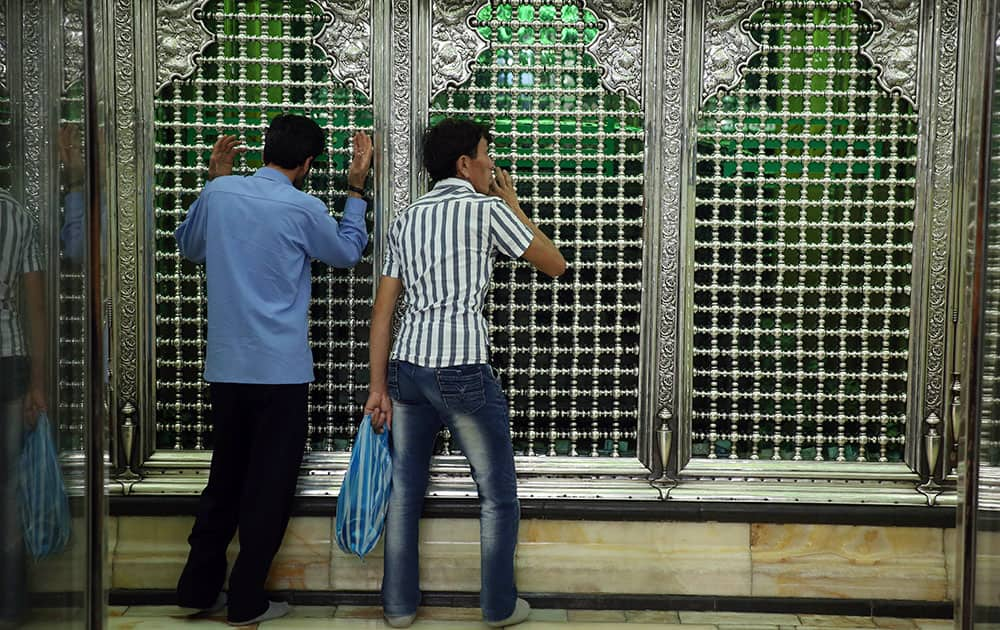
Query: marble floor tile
871 619 919 629
121 605 205 617
624 610 681 624
334 605 387 619
797 615 876 627
527 608 568 622
679 611 801 625
911 620 954 630
566 609 628 622
258 620 383 628
109 606 129 617
287 605 338 618
414 606 486 621
109 619 217 630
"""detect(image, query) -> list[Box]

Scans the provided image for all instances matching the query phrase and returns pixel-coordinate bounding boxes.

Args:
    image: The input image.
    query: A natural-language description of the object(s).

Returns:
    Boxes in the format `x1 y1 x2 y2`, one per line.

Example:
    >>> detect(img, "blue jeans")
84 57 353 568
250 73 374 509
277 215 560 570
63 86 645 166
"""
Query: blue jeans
381 360 520 622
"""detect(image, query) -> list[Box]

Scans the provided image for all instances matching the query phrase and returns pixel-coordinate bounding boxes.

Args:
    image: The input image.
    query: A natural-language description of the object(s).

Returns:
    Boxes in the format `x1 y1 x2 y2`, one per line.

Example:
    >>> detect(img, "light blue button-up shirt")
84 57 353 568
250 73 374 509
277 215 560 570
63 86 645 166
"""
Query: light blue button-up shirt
175 166 368 384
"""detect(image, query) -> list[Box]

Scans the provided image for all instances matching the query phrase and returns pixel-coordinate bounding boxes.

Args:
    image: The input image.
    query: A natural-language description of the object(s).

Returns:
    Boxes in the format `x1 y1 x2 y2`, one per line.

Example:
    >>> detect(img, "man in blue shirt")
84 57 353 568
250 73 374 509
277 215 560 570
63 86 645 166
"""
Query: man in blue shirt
174 114 371 626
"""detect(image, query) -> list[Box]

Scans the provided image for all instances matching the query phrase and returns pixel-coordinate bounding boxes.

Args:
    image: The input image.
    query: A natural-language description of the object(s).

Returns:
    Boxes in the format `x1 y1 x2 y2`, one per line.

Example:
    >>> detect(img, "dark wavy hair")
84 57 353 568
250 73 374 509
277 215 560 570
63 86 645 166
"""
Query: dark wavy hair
422 118 493 183
263 114 325 169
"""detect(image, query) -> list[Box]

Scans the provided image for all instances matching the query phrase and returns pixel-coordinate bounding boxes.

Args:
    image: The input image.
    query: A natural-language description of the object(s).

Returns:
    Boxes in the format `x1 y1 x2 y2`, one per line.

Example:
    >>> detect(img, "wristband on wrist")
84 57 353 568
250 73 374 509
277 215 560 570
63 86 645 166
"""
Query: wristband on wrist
348 184 367 196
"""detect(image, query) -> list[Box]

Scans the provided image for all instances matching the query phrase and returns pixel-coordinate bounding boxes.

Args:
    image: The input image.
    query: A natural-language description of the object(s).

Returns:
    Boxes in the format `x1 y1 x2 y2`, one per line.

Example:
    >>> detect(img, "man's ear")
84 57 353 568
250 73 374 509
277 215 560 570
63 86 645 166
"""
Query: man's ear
302 155 315 172
455 154 469 179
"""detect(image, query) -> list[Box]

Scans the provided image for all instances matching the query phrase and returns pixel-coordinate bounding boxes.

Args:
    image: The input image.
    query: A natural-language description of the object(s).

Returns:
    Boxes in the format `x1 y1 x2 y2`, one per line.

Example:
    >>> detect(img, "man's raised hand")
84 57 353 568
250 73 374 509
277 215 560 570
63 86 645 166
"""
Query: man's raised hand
207 134 246 181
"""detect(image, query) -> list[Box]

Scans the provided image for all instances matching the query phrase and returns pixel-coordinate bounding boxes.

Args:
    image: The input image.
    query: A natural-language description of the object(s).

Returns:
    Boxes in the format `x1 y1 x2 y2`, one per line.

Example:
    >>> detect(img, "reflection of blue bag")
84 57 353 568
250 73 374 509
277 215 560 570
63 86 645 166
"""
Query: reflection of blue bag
335 414 392 560
18 413 71 559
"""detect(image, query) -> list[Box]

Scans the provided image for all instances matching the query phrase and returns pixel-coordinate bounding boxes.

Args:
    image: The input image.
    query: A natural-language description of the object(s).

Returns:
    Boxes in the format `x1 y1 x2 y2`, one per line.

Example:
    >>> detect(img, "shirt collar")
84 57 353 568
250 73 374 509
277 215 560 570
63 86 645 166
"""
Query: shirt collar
433 177 475 192
254 166 294 186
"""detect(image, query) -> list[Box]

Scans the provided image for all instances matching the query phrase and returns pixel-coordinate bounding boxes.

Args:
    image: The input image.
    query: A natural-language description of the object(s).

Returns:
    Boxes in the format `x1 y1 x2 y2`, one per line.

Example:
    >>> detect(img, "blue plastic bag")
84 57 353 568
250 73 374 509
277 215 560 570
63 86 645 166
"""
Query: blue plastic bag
18 412 71 560
335 414 392 560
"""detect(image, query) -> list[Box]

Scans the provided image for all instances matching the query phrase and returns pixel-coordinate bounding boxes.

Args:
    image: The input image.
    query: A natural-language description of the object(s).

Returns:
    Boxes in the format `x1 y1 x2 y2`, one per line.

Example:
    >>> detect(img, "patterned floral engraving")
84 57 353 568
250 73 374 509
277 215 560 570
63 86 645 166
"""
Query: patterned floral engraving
313 0 373 99
657 1 684 418
701 0 759 102
430 0 489 101
995 10 1000 64
0 3 7 90
392 0 412 213
155 0 214 93
924 1 959 418
22 2 43 219
862 0 919 104
115 0 140 433
63 0 85 90
586 0 644 102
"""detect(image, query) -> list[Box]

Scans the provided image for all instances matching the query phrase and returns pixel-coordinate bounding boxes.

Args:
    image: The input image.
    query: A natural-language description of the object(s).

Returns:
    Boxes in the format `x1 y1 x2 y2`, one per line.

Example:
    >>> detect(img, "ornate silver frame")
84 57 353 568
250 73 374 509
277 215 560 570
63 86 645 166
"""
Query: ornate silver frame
102 0 967 505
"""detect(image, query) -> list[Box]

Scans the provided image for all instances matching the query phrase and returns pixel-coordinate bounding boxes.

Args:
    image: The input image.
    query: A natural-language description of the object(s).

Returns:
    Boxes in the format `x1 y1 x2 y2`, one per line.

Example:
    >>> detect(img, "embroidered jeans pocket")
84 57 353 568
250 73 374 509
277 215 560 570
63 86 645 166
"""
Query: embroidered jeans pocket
436 366 486 415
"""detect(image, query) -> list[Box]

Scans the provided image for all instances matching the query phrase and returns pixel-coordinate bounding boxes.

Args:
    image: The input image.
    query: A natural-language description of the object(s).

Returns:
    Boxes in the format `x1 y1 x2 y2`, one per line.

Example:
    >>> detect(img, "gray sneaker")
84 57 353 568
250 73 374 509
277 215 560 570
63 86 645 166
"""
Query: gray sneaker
181 592 226 618
384 611 417 628
227 600 290 626
486 598 531 627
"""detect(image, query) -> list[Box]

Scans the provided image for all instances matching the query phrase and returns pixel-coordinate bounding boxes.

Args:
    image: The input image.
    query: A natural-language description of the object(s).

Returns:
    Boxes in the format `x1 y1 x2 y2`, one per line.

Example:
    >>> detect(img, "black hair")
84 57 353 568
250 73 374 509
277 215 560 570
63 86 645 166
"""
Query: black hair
263 114 325 169
422 118 493 183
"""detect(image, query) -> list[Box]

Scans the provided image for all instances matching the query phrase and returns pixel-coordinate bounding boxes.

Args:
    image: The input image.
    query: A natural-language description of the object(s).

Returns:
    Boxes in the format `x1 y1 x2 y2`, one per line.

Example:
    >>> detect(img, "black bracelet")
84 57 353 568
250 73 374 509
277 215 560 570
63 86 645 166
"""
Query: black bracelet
348 184 367 196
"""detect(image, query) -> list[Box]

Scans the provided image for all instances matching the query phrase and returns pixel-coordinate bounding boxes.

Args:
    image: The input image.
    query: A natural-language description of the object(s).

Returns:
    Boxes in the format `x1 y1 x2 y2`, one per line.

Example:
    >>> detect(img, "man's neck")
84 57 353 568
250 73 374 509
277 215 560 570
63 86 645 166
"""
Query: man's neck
265 163 301 184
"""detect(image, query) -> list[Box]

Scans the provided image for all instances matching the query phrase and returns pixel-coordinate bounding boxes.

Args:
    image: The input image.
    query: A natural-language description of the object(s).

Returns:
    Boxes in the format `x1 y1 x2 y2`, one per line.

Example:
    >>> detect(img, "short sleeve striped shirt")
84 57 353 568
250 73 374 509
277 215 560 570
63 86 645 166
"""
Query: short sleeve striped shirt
383 178 534 367
0 192 43 357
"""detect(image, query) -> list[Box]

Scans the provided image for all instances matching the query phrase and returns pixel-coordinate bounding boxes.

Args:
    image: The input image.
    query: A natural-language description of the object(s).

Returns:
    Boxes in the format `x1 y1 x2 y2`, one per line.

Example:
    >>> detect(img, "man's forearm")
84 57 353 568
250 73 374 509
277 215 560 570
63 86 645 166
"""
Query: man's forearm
369 314 392 392
24 272 47 383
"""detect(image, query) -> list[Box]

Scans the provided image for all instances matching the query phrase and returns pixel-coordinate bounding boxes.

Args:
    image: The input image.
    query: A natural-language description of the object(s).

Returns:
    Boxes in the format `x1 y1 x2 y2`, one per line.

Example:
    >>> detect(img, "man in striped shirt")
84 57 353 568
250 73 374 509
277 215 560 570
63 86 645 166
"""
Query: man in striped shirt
365 118 566 628
0 190 46 627
174 115 372 626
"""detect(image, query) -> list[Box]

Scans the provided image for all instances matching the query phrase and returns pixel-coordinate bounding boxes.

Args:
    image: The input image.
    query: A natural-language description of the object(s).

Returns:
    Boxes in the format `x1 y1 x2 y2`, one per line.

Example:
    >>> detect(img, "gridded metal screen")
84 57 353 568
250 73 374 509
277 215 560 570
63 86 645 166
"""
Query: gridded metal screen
0 88 10 191
153 0 373 450
691 1 916 462
982 54 1000 467
58 82 86 452
429 1 644 458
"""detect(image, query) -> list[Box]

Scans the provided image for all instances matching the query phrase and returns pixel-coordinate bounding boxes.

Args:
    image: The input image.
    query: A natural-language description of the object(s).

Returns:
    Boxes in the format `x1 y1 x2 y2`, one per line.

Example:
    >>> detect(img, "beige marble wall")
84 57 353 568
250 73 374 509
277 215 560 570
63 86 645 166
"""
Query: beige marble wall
109 515 952 603
750 524 948 601
113 516 333 591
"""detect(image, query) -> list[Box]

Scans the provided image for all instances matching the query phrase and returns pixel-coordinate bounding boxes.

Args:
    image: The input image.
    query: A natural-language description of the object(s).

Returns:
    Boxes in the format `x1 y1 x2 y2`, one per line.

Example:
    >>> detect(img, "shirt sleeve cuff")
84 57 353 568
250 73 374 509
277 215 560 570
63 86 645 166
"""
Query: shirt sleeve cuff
344 196 367 216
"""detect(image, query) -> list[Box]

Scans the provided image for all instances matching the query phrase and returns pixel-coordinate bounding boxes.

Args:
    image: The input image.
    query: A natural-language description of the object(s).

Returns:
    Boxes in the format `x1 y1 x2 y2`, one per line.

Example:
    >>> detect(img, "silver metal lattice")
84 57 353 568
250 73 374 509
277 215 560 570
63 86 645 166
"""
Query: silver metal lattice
690 0 916 462
981 45 1000 469
152 1 373 451
429 1 643 458
57 81 87 453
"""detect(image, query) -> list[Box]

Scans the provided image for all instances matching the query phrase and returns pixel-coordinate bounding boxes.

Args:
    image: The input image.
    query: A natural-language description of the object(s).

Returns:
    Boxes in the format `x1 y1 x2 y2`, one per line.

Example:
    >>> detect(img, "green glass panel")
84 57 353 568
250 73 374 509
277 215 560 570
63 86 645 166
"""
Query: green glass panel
429 0 642 458
152 0 374 450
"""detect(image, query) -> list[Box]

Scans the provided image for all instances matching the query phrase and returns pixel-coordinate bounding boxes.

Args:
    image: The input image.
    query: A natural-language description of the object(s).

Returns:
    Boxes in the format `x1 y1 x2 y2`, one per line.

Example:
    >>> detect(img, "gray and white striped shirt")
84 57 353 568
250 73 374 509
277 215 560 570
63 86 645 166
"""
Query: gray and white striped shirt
0 192 43 357
383 178 534 367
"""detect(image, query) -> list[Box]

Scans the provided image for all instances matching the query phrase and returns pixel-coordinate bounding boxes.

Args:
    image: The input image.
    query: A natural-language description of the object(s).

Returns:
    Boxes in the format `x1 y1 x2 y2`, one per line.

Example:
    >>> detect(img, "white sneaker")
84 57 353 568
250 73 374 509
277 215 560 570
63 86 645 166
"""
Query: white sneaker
227 600 290 626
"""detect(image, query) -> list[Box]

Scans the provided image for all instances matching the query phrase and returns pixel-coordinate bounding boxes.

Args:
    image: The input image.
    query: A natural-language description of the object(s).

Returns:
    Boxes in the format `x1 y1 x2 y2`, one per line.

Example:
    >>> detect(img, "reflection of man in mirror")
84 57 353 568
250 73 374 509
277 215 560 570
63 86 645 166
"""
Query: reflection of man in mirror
0 176 47 628
59 123 86 261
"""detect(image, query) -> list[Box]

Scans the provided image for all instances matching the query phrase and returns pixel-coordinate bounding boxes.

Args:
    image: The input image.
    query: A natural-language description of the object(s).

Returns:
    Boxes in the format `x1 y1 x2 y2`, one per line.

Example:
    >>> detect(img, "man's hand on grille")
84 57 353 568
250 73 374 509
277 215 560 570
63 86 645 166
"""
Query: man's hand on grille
207 134 245 181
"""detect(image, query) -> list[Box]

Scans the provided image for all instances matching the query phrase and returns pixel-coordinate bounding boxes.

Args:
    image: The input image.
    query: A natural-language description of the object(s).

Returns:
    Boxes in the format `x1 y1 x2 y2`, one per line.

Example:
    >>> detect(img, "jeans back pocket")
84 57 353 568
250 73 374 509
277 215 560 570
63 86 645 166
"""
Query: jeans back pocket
436 365 486 415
